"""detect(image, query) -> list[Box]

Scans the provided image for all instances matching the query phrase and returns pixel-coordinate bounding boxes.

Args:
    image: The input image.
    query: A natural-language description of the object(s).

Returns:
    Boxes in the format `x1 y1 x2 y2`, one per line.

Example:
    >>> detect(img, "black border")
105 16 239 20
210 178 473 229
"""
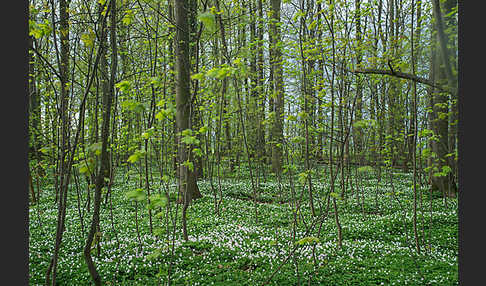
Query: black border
458 0 480 285
7 0 29 284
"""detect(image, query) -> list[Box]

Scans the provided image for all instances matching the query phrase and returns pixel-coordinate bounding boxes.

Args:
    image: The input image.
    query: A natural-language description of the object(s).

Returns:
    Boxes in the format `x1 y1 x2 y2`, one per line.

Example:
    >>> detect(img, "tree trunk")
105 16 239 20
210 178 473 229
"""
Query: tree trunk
270 0 284 174
45 0 71 283
353 0 364 165
175 0 202 241
428 0 457 198
431 0 457 197
84 1 116 284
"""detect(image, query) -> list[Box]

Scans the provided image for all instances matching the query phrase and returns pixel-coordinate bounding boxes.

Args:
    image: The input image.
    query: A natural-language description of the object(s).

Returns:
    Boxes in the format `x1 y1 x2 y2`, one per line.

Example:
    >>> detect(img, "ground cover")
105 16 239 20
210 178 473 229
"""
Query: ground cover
29 167 458 285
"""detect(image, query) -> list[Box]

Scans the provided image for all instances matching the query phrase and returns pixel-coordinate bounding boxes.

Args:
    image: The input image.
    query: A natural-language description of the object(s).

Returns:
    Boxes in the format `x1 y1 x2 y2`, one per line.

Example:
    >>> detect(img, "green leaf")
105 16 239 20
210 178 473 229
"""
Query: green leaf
147 249 162 260
80 29 95 47
147 194 168 210
287 115 297 121
122 9 133 25
198 12 216 32
330 192 340 199
198 125 208 134
125 188 146 202
79 164 90 174
142 128 155 140
216 67 231 79
121 99 145 113
181 129 193 137
127 153 139 163
156 99 166 107
155 211 165 219
88 142 103 156
39 146 50 154
298 111 308 120
155 112 164 121
29 19 52 39
297 172 308 184
206 68 220 78
191 73 205 81
209 6 223 15
182 136 199 145
442 165 452 174
308 19 317 30
353 119 368 129
127 150 145 163
153 227 164 236
291 136 305 144
193 148 203 157
296 236 320 246
357 166 374 173
115 80 131 92
162 175 170 182
183 160 194 172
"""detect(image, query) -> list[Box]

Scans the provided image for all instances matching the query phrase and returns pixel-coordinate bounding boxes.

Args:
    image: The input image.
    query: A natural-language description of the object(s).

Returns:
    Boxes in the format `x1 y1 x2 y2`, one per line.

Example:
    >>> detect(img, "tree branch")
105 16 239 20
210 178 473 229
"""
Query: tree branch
346 68 451 94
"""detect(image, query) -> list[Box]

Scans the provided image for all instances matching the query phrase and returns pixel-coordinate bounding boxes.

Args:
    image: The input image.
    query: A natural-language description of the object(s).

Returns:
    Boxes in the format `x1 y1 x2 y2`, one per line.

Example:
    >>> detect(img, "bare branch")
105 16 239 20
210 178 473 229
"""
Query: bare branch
346 68 451 94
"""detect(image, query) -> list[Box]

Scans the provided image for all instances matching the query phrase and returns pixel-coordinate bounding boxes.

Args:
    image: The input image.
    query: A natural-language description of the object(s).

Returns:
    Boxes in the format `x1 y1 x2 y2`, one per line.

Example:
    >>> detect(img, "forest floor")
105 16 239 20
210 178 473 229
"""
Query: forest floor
29 166 458 285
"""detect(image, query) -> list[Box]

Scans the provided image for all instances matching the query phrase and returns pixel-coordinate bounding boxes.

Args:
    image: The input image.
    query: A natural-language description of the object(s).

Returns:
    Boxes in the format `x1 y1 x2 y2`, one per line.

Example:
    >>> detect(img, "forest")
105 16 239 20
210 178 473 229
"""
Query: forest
28 0 458 285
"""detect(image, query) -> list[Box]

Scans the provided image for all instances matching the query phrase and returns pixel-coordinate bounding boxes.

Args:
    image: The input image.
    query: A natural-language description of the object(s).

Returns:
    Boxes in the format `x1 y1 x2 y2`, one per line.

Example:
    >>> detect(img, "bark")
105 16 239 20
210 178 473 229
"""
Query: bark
270 0 284 174
249 0 259 156
29 170 36 203
325 0 342 249
45 0 71 283
353 0 364 165
190 0 205 179
432 0 457 196
411 0 421 254
349 68 450 93
175 0 202 241
298 0 315 216
428 0 457 197
257 0 266 165
216 0 233 171
83 0 116 284
29 35 42 160
432 0 456 95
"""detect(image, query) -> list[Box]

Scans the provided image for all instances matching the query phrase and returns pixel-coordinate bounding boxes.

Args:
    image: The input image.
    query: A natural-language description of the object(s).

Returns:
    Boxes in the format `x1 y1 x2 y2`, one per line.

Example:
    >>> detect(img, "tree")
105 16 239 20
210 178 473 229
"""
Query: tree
83 0 117 284
270 0 284 174
45 0 71 283
430 0 457 198
175 0 202 242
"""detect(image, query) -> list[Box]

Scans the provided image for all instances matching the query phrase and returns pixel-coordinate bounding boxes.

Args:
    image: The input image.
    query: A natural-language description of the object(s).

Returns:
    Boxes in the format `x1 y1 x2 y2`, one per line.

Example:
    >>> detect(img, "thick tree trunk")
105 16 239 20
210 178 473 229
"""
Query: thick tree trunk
428 0 457 197
432 0 458 197
175 0 202 241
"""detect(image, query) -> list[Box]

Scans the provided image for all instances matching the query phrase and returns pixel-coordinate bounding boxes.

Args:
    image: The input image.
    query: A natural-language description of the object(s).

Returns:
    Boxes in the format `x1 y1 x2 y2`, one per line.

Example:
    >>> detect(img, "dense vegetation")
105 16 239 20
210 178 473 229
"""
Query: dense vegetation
28 0 458 285
30 167 457 285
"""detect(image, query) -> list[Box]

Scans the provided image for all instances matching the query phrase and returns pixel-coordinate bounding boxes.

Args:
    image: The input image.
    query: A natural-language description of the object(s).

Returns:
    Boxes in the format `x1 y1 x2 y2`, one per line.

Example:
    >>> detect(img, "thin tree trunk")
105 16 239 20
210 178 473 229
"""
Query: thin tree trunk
45 0 71 283
270 0 284 175
83 1 116 284
411 0 421 254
